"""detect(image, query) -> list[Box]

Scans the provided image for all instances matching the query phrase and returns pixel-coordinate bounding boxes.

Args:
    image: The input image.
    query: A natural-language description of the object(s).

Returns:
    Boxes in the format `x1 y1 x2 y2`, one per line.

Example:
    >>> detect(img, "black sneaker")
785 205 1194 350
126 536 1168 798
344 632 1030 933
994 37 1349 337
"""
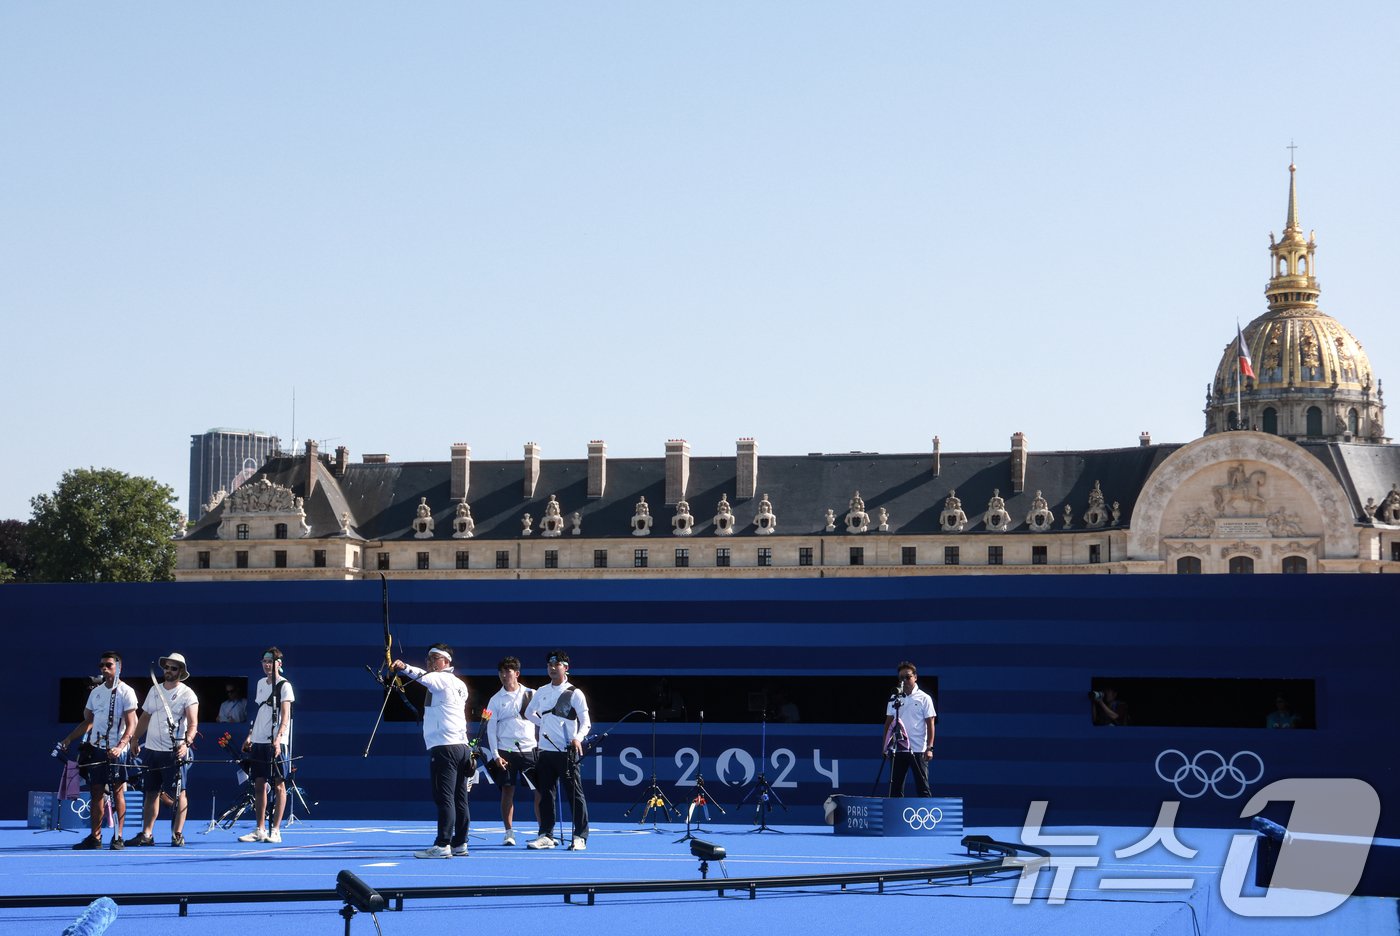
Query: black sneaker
72 835 101 851
129 832 155 847
170 832 184 847
109 836 125 851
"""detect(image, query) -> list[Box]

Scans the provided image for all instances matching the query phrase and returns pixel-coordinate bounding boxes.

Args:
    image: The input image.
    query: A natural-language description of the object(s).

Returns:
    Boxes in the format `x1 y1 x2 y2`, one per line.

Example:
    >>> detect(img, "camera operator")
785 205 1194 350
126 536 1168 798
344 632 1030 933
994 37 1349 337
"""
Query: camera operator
882 661 936 797
1090 686 1126 726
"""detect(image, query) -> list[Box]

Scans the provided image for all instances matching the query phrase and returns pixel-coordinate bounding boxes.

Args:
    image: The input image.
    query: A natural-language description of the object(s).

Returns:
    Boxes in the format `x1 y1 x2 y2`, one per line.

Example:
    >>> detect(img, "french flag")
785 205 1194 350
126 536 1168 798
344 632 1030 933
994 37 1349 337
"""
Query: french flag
1237 323 1256 380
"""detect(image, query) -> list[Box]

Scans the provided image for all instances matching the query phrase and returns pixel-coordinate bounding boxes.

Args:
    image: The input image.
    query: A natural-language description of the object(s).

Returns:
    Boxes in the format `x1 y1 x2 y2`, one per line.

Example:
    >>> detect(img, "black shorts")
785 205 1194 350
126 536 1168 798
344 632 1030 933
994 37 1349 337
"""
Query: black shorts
488 749 537 788
247 743 289 783
79 743 130 790
140 749 190 798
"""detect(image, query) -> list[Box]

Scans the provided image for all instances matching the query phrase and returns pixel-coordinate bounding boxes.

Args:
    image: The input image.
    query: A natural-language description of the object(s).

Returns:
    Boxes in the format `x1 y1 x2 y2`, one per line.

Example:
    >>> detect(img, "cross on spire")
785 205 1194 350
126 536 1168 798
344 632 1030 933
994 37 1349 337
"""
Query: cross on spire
1287 139 1298 165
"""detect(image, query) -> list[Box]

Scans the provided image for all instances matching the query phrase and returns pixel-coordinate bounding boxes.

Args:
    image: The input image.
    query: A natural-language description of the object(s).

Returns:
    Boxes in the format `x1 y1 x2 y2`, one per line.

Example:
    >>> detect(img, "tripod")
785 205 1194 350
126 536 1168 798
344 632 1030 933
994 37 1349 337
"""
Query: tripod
740 710 786 833
871 689 908 795
675 709 725 843
625 711 681 828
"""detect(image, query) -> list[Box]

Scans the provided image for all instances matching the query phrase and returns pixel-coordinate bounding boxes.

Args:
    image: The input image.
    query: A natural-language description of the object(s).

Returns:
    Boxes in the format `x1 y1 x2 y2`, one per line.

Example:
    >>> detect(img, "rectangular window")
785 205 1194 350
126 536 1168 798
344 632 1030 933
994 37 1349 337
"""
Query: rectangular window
1032 545 1047 565
313 549 327 568
377 552 390 571
799 547 813 567
944 546 959 566
1089 544 1102 564
235 550 249 569
236 523 249 541
901 546 916 566
456 550 470 569
674 548 689 568
495 551 510 570
1392 542 1400 562
988 545 1003 566
716 547 730 567
417 552 430 570
634 548 648 568
197 551 211 569
274 550 287 569
274 523 288 540
757 547 772 567
594 549 608 569
544 550 558 569
849 546 864 566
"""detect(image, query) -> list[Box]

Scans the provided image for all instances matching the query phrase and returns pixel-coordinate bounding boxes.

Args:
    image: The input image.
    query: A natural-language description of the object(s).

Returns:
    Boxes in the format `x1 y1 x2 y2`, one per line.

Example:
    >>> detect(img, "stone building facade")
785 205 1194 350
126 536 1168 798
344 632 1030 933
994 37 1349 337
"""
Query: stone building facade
175 166 1400 580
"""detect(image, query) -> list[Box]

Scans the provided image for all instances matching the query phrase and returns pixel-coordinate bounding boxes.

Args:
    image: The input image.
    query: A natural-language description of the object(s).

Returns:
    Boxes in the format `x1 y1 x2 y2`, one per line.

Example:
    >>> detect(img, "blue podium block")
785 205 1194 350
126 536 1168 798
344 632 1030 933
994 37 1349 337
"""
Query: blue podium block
830 795 963 837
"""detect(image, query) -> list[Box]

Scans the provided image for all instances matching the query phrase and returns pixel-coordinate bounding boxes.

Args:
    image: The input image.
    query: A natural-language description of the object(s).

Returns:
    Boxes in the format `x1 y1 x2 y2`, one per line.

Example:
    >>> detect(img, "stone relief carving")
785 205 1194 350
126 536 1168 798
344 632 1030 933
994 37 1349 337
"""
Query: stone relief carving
1083 481 1109 529
1112 501 1122 525
1271 540 1319 558
1220 541 1263 559
754 494 776 535
203 488 227 516
1176 507 1216 538
1265 507 1304 538
823 508 836 533
175 516 187 540
713 494 735 536
1167 541 1211 557
224 477 299 514
1024 491 1054 532
412 497 435 538
520 513 533 536
540 495 564 537
940 490 967 533
876 507 889 533
984 489 1011 532
1213 463 1267 517
672 498 694 536
571 512 582 535
1363 497 1378 522
340 511 351 535
1062 505 1074 530
452 501 475 539
632 497 653 536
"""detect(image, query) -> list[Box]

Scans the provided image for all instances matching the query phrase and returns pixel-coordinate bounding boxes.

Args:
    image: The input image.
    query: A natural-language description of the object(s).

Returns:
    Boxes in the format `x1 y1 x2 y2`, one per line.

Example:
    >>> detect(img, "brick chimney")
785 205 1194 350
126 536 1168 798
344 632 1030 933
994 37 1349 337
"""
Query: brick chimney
1010 432 1027 494
334 445 349 478
451 443 471 500
587 440 607 498
736 438 758 499
665 439 690 505
523 442 541 499
1139 431 1152 447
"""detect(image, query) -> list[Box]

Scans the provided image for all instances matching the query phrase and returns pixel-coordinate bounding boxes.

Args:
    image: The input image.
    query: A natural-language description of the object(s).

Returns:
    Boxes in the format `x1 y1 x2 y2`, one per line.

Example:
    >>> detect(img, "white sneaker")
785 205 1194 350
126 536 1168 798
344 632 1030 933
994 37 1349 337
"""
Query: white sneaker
451 843 469 857
503 830 516 846
267 828 282 844
415 844 453 859
568 838 587 851
525 835 557 850
238 828 268 843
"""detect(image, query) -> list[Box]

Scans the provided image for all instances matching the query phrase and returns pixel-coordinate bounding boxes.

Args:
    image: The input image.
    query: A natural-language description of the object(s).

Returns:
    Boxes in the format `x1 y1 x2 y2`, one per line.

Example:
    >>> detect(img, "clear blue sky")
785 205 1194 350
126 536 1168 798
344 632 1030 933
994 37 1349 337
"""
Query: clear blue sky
2 3 1397 521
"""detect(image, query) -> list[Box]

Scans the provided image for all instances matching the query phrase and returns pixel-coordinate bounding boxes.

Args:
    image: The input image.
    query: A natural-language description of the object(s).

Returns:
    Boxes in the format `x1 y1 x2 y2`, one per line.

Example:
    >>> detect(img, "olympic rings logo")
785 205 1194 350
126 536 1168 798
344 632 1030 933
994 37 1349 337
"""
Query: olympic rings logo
902 806 943 830
1155 749 1264 799
71 798 91 819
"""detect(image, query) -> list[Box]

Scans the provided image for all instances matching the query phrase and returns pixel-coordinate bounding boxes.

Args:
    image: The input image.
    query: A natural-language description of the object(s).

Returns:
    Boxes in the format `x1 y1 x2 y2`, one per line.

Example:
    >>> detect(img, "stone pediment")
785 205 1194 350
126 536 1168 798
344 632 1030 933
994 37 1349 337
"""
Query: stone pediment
222 477 301 515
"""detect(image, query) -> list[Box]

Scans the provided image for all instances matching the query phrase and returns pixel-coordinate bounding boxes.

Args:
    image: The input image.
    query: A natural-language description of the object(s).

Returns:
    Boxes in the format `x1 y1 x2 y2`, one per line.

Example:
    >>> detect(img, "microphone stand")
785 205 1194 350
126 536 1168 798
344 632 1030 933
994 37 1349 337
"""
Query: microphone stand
741 709 786 833
674 709 725 843
625 712 681 829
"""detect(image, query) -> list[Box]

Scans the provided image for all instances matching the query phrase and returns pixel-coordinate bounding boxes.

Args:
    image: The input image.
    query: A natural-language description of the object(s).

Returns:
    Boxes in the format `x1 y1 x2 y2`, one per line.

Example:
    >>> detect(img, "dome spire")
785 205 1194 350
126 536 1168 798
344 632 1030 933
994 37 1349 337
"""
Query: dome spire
1266 157 1318 311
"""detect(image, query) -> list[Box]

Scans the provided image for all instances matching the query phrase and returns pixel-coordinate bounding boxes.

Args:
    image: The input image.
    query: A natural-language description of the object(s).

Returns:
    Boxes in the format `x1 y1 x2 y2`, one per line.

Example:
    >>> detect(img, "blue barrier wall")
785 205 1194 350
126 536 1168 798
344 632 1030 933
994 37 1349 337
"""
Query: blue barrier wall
6 575 1396 834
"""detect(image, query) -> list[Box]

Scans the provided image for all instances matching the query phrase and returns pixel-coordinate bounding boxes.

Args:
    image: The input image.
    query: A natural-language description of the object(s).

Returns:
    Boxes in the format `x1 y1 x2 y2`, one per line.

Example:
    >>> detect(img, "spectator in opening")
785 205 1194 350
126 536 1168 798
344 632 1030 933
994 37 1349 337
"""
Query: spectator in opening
1091 687 1128 726
1266 695 1300 729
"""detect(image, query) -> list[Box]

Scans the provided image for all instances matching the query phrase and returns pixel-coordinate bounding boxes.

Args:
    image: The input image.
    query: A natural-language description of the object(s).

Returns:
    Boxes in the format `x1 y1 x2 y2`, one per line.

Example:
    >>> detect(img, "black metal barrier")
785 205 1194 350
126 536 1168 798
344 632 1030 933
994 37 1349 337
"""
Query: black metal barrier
0 835 1049 915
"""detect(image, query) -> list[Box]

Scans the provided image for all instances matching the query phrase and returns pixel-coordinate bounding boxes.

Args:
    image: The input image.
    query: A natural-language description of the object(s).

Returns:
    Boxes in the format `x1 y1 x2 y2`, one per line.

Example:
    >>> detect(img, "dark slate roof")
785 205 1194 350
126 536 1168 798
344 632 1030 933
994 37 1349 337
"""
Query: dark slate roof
1299 442 1400 520
190 444 1192 541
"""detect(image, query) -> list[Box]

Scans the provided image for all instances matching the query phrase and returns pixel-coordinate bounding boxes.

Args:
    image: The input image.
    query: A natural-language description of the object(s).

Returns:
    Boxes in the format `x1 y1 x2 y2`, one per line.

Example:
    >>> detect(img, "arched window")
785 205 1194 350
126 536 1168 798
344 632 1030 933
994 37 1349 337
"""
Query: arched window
1228 555 1254 574
1306 406 1323 436
1282 556 1309 574
1299 256 1308 275
1262 407 1278 435
1176 556 1202 574
1348 409 1359 434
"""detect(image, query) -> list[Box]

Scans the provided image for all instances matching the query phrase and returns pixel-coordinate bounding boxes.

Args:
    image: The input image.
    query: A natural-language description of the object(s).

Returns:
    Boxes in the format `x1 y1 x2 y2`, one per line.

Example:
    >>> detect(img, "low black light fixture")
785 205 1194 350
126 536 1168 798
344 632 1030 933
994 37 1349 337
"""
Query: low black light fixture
690 838 728 879
336 869 385 936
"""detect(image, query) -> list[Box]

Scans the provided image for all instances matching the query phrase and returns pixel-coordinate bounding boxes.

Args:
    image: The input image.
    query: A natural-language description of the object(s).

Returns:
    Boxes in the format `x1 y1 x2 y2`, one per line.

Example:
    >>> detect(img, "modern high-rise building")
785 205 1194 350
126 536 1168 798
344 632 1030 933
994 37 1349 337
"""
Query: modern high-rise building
188 428 281 520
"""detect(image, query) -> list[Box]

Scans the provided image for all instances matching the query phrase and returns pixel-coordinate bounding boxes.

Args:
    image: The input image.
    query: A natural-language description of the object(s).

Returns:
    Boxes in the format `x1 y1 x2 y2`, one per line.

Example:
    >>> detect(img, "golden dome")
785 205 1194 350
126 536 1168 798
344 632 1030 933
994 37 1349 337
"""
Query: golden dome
1213 311 1374 395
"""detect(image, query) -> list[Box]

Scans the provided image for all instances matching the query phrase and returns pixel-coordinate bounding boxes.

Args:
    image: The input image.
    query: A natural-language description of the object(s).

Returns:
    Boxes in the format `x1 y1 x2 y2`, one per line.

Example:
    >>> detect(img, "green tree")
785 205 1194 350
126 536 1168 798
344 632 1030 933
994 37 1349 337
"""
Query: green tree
28 468 182 582
0 519 33 581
